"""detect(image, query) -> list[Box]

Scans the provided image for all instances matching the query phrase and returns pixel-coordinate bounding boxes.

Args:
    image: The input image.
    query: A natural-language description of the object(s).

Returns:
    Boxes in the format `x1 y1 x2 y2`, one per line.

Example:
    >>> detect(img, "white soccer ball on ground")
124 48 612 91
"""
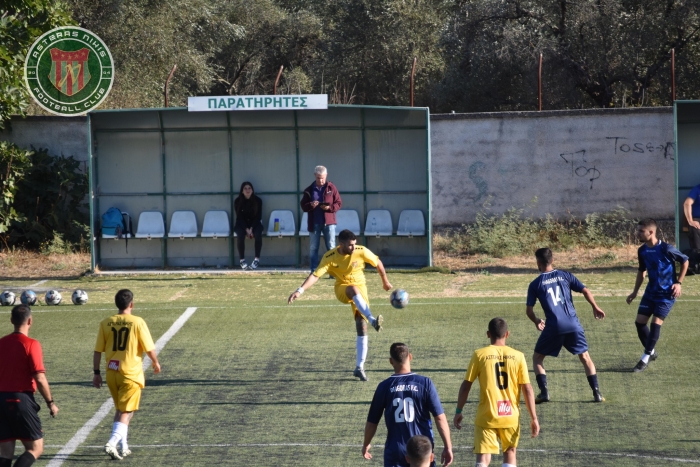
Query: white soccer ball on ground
390 289 409 309
72 289 88 305
1 291 16 306
45 290 62 306
20 290 37 306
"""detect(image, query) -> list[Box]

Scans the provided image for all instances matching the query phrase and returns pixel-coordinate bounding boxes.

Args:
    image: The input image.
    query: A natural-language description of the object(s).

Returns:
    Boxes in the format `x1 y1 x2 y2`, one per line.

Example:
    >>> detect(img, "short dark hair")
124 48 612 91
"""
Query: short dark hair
488 318 508 338
390 342 410 363
338 229 356 243
406 435 432 463
115 289 134 311
11 305 31 326
638 218 657 229
535 247 553 265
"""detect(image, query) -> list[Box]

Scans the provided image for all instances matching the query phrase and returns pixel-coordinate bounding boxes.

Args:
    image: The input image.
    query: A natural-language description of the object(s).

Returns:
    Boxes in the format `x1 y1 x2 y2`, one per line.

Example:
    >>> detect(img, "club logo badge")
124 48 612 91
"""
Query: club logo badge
24 26 114 116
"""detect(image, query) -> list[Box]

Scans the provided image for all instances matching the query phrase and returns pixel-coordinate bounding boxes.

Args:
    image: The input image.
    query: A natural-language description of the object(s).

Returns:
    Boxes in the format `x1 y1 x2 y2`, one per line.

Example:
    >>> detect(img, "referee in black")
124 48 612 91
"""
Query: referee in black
0 305 59 467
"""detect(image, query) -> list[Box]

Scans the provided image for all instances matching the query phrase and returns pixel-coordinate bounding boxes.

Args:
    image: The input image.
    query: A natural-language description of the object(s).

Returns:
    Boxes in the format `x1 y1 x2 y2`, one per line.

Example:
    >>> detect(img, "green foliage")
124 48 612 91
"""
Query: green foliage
0 141 32 244
436 206 637 258
0 0 74 127
9 147 89 250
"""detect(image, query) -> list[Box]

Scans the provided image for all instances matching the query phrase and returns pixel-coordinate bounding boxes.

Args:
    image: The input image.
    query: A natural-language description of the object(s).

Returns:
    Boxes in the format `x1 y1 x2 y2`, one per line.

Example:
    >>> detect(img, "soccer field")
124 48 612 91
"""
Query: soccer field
2 270 700 466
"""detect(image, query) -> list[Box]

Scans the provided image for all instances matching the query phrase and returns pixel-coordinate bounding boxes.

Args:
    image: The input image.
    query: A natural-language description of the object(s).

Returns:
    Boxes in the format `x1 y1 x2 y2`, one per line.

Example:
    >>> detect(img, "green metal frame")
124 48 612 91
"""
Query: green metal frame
87 104 432 270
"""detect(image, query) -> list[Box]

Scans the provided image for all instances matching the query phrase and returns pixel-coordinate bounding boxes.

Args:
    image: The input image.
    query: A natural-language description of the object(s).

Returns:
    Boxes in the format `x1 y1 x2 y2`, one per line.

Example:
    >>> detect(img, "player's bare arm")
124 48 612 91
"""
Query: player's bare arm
433 413 454 466
361 421 378 459
288 273 320 304
521 383 539 437
35 372 58 417
453 379 472 429
671 259 689 298
683 197 700 229
92 351 103 388
526 306 545 331
581 288 605 319
626 270 646 304
146 349 161 373
375 260 392 291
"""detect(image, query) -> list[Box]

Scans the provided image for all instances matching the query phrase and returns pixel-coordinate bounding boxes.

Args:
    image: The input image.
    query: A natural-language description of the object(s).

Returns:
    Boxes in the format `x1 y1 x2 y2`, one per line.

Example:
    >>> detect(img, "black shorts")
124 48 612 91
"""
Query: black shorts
0 392 43 442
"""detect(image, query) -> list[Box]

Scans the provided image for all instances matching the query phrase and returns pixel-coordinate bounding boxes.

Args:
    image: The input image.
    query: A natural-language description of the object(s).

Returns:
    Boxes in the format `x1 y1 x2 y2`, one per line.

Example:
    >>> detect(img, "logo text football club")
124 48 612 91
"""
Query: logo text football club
24 26 114 116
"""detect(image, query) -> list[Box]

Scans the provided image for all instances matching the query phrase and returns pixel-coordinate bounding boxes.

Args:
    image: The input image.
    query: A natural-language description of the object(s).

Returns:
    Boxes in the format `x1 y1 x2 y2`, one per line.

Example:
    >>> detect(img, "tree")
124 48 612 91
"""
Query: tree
0 0 74 128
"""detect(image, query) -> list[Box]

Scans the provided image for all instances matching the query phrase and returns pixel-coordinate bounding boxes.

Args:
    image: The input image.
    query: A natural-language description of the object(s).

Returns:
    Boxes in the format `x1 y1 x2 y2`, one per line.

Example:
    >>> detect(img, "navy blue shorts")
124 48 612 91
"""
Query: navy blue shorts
534 327 588 357
638 296 675 319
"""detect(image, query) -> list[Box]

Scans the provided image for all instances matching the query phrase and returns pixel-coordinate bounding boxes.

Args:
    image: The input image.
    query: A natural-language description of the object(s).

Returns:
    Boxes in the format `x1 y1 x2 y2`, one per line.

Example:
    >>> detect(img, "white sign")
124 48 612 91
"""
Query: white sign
188 94 328 111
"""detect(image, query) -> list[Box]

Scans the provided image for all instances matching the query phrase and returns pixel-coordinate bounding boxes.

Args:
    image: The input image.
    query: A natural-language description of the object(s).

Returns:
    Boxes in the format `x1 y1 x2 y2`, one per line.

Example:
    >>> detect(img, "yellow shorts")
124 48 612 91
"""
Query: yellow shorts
474 425 520 454
334 283 369 321
106 371 142 413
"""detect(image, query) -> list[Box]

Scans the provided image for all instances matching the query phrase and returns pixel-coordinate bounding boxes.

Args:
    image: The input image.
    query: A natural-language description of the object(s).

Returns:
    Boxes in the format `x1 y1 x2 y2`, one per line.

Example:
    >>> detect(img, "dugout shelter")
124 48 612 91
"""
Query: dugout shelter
88 104 431 271
675 101 700 250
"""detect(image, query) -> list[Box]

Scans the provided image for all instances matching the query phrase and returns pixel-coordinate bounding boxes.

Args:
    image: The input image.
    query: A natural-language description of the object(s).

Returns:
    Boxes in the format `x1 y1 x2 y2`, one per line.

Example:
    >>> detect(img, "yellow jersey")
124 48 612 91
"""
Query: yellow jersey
465 344 530 428
95 313 156 387
313 245 379 286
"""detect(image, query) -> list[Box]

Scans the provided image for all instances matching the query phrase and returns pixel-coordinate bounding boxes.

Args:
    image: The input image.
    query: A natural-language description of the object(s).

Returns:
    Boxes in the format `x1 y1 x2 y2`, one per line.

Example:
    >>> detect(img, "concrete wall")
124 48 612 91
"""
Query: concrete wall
2 108 676 226
0 115 88 167
431 107 674 225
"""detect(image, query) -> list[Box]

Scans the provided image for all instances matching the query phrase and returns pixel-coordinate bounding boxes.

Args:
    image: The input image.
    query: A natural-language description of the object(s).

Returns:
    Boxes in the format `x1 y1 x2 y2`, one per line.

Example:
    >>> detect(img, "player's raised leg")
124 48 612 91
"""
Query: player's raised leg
346 286 382 332
634 313 662 372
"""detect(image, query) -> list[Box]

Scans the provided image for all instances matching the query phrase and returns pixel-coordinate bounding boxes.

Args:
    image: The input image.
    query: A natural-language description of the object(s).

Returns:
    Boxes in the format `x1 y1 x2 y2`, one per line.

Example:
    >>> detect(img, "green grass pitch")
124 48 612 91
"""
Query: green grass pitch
1 270 700 466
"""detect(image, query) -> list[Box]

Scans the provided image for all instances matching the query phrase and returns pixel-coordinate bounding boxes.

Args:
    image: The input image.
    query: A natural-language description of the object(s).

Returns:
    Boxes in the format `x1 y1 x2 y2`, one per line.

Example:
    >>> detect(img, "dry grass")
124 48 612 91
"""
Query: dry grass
0 249 90 280
433 245 639 273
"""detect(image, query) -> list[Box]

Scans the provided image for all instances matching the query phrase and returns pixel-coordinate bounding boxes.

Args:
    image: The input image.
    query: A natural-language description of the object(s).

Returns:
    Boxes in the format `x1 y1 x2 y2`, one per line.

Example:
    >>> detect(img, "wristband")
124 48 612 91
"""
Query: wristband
455 407 462 414
94 369 101 375
46 399 54 407
296 287 304 295
675 281 682 285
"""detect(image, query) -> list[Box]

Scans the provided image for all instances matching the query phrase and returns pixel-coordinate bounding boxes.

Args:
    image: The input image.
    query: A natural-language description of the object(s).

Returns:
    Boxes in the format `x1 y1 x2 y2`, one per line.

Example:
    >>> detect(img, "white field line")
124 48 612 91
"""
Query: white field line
5 297 700 315
46 307 198 467
42 443 700 463
29 279 48 287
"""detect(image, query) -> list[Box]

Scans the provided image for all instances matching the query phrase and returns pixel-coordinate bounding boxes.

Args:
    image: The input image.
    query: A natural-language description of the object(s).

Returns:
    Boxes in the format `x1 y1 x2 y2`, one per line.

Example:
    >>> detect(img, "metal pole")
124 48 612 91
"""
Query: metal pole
671 48 676 102
274 66 284 95
410 57 417 107
164 65 177 107
538 53 543 111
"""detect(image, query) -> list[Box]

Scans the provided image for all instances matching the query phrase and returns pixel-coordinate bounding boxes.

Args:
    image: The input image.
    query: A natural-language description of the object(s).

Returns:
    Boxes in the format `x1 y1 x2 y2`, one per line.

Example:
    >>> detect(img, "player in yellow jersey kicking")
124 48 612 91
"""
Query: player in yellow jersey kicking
93 289 161 460
288 229 392 382
454 318 539 467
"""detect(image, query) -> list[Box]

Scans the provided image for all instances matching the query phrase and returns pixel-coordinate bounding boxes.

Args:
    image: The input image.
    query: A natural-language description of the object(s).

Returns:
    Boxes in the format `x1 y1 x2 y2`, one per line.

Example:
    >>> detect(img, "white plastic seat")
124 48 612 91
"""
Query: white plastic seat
335 210 361 235
299 212 309 236
364 210 393 236
396 210 426 237
266 210 295 237
134 211 165 239
168 211 198 239
201 211 230 239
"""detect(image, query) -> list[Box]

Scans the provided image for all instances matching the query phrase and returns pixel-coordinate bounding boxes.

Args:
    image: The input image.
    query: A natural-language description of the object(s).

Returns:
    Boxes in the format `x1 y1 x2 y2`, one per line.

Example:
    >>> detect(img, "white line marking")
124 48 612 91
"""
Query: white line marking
46 307 198 467
29 279 48 287
43 443 700 463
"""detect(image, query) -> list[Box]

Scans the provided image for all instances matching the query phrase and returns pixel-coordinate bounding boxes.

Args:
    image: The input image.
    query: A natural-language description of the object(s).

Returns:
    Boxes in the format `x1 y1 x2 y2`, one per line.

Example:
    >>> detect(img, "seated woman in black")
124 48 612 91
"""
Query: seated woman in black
234 181 263 269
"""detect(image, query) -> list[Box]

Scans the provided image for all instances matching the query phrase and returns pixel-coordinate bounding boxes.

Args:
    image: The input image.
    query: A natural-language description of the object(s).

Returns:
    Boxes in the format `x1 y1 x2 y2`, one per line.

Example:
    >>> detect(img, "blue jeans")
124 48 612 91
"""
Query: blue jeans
309 224 336 271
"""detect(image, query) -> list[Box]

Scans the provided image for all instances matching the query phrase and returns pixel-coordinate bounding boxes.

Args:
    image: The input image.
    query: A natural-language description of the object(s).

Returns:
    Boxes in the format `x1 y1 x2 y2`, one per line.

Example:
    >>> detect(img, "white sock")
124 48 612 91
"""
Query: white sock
503 464 516 467
352 295 375 323
356 336 368 368
108 421 123 445
119 423 128 449
641 353 650 364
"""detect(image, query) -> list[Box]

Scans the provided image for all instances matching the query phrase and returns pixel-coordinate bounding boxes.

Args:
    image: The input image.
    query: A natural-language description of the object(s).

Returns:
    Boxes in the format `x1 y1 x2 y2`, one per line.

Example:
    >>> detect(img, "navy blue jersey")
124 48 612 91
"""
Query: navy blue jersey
367 373 444 467
526 270 585 334
638 241 688 300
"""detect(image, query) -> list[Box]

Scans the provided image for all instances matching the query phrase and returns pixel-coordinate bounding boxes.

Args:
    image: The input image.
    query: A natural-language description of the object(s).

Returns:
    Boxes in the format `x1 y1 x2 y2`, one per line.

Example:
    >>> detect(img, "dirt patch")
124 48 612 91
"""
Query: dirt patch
0 250 90 280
